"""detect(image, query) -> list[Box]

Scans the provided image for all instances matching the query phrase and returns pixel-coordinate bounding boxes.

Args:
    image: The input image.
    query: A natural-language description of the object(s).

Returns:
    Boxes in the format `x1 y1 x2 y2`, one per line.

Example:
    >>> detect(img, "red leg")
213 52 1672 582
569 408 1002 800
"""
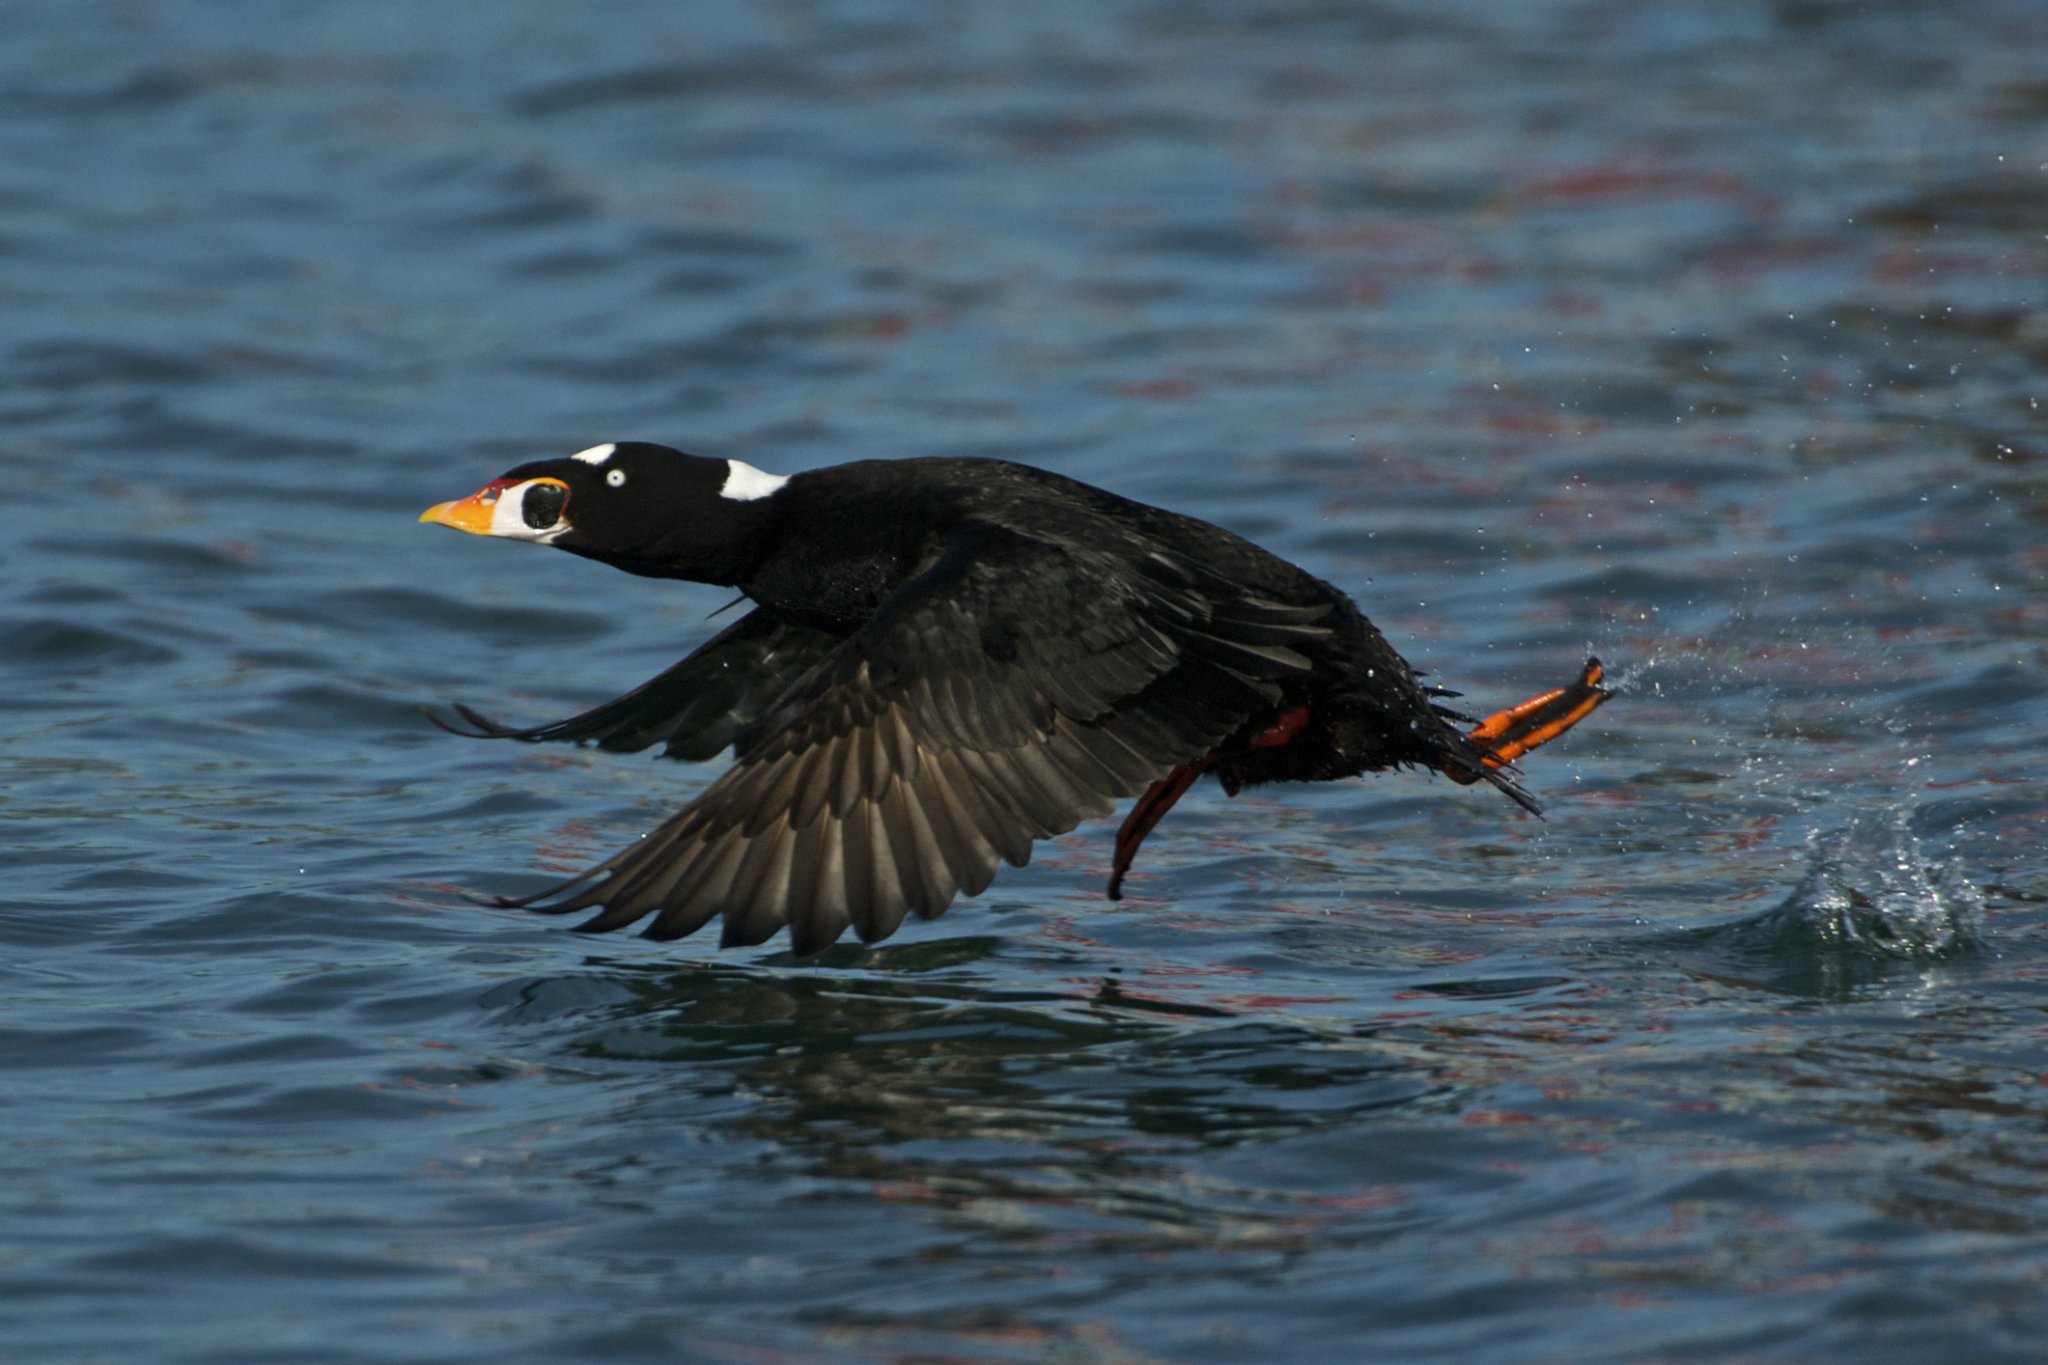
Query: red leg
1108 755 1213 900
1251 705 1311 750
1448 657 1612 783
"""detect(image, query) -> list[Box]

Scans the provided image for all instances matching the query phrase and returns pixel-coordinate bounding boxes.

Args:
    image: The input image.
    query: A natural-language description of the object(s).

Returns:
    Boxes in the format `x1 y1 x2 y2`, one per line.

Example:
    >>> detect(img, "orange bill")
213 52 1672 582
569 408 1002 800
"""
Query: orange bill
421 478 520 534
1447 657 1611 782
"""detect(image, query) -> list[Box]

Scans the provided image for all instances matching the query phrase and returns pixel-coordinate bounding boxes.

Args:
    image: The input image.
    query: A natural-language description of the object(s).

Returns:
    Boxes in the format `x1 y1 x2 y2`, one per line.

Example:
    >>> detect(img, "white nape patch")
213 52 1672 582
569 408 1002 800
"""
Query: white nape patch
569 443 617 466
720 459 789 502
489 480 571 543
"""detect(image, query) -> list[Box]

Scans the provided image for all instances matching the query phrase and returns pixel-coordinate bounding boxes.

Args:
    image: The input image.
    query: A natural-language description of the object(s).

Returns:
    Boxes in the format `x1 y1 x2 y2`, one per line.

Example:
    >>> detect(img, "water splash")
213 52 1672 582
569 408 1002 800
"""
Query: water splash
1761 809 1984 959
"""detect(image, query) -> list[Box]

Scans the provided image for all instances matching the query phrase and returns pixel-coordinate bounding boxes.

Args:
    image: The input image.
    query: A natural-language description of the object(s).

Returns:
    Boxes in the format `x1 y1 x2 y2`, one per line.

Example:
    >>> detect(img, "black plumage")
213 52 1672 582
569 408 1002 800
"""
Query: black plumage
423 443 1609 954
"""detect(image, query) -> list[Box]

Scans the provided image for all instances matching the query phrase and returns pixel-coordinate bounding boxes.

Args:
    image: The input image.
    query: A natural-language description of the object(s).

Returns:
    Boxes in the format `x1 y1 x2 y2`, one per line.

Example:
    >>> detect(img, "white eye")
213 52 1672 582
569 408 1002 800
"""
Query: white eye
606 469 627 488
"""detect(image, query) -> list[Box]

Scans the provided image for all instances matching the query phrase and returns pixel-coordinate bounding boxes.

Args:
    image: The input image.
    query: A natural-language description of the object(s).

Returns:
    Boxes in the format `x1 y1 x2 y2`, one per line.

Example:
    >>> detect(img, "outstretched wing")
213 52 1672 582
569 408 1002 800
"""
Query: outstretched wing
431 609 841 761
507 523 1333 953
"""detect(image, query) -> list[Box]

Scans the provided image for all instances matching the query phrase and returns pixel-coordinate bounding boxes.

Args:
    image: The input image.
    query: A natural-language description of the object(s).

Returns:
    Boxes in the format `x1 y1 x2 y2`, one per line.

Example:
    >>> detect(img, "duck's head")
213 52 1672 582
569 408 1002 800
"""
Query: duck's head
421 442 789 583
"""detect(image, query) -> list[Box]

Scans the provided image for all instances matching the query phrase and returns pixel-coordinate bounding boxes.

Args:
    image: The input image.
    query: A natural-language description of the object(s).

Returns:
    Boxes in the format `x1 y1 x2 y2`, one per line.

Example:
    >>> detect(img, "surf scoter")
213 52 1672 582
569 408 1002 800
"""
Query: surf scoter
422 443 1609 954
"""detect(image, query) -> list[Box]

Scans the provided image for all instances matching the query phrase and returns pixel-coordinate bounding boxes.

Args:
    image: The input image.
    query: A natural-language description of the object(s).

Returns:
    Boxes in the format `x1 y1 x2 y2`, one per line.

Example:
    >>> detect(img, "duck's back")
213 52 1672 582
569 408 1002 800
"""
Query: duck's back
754 457 1357 632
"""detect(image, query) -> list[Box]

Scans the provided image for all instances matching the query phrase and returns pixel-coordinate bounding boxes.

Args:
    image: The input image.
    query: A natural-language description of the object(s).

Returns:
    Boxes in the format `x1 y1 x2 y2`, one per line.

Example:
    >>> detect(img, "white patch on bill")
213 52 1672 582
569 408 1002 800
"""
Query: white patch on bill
490 479 571 542
720 459 789 502
569 443 617 465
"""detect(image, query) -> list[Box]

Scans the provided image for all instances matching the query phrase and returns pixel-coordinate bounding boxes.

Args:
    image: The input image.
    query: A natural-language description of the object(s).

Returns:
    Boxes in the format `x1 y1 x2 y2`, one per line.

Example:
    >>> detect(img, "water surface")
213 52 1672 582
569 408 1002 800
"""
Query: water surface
7 2 2048 1361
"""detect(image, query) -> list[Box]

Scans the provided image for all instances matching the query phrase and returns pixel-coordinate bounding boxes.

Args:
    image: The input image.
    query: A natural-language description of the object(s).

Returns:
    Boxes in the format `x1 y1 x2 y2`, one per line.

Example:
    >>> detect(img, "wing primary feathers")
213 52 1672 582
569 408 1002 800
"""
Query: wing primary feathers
721 821 795 947
432 609 839 760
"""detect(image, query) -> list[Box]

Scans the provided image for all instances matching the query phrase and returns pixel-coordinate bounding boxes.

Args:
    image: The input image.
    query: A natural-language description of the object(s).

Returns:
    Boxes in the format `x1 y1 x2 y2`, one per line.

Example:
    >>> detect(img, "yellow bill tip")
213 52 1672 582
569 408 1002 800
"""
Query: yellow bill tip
419 486 504 535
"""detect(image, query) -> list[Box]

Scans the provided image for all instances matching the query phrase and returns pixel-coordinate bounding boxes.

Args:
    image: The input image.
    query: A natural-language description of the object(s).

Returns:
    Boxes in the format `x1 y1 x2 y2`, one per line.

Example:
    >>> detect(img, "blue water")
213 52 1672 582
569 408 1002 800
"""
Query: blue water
8 2 2048 1361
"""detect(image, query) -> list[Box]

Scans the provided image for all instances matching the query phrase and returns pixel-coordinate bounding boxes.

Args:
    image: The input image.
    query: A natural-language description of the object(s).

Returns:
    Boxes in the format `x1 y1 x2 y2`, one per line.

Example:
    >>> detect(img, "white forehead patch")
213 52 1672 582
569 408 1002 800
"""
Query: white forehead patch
721 459 789 502
569 443 617 466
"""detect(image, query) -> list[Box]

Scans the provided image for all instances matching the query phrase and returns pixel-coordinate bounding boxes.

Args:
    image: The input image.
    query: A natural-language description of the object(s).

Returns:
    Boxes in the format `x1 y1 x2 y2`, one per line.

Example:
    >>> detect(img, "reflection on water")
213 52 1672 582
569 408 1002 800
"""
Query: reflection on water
489 954 1448 1162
